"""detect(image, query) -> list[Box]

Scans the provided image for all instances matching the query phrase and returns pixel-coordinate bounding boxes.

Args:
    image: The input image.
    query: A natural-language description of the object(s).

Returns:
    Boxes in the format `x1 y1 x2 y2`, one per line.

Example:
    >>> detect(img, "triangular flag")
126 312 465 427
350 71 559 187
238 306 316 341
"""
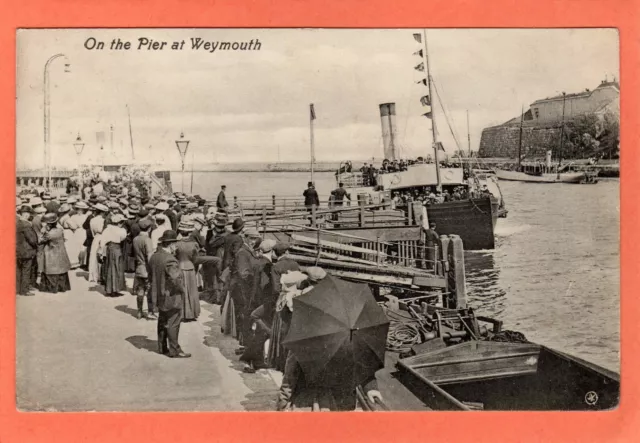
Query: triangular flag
422 111 432 119
416 78 427 86
413 33 422 43
420 95 431 106
413 49 424 57
310 103 316 120
414 62 424 72
434 142 445 151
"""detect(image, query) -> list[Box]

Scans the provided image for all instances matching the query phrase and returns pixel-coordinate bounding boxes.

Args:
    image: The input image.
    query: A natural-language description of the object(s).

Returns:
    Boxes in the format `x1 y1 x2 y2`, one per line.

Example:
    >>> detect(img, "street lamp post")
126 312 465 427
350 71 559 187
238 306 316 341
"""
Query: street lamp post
175 132 190 193
44 53 70 190
73 133 85 171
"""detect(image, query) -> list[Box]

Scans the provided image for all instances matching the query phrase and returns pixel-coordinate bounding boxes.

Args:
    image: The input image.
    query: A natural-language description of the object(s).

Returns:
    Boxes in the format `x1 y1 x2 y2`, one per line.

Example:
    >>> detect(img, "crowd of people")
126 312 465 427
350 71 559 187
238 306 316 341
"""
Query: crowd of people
335 157 469 189
15 174 383 411
391 184 493 208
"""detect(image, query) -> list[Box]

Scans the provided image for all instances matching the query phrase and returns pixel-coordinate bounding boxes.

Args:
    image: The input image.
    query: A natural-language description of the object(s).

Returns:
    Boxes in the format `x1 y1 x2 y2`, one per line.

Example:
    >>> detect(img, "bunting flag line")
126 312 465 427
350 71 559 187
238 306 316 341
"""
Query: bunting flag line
310 103 316 120
413 49 424 57
413 33 422 43
420 95 431 106
414 62 424 72
416 78 427 86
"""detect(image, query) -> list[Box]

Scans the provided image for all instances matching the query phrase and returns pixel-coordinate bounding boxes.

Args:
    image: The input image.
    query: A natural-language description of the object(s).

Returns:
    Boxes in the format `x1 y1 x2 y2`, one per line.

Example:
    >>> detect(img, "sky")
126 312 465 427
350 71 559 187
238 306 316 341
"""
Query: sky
16 28 619 169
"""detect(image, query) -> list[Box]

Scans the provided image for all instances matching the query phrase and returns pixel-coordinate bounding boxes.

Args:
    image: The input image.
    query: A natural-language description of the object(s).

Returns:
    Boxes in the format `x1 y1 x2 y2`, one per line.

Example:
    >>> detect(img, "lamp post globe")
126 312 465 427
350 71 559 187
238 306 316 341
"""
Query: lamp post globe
175 131 190 192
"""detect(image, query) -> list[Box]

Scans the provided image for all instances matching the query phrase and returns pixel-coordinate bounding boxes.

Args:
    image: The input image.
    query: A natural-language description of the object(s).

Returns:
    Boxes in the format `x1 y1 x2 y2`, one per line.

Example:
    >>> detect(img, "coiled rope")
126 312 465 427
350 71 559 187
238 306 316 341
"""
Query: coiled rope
383 307 423 353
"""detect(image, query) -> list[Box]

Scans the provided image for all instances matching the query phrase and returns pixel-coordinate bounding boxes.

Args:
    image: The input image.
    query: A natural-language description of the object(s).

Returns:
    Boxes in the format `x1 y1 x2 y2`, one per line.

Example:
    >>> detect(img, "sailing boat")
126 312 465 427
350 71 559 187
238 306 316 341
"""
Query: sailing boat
495 102 590 184
333 30 500 250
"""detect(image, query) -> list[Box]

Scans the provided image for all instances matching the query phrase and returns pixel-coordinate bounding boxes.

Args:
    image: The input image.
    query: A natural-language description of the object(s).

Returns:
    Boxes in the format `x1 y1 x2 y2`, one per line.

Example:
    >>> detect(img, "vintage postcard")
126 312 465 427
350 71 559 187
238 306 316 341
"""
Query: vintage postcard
15 28 619 414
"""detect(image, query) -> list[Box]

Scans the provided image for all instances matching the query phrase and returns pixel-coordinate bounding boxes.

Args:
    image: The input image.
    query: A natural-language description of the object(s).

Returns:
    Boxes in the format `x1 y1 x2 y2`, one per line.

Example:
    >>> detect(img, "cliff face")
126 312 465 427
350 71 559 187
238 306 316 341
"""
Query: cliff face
478 125 561 158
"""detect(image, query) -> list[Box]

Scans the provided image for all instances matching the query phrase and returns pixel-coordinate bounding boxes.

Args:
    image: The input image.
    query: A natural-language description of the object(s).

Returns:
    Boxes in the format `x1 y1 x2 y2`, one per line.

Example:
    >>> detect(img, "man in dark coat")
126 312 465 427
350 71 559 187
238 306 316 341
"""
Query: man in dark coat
423 222 439 270
222 217 245 272
16 206 38 295
240 239 276 372
204 213 229 302
164 201 178 231
149 230 190 358
82 206 96 271
303 182 320 208
230 227 261 350
216 185 229 213
332 182 351 207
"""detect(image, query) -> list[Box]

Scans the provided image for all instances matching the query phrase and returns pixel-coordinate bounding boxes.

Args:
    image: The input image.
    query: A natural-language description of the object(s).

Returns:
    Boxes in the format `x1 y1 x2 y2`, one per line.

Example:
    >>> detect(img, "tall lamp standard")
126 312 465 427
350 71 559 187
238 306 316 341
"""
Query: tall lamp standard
175 132 190 193
44 53 70 190
73 133 85 170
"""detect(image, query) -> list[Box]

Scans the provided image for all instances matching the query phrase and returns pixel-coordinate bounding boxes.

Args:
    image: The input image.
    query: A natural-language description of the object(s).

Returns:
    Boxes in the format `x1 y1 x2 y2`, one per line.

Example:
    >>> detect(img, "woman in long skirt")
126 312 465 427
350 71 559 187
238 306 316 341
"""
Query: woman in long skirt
58 204 79 269
88 206 108 283
99 214 128 296
176 222 201 321
39 213 71 293
70 201 89 268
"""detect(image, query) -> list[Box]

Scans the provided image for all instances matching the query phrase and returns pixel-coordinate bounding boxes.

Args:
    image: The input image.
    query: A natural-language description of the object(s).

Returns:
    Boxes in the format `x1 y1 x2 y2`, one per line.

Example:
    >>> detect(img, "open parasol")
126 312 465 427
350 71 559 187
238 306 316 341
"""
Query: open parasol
282 275 389 389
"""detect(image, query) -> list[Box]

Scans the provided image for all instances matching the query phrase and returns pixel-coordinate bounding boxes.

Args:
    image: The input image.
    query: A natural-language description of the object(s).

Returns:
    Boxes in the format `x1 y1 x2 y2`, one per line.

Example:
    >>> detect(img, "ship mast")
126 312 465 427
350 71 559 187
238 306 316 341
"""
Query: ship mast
466 110 471 158
127 104 135 161
517 105 524 169
422 30 442 190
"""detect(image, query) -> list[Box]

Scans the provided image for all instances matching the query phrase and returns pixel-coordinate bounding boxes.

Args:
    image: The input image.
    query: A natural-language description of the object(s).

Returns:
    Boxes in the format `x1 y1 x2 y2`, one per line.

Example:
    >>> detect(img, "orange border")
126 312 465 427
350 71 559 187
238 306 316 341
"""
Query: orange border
2 1 638 442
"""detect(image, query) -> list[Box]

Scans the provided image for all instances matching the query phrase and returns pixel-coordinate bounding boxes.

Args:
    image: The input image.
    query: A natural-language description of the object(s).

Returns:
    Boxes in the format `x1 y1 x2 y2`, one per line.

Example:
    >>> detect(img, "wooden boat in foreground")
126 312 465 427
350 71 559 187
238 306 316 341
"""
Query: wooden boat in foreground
396 340 619 410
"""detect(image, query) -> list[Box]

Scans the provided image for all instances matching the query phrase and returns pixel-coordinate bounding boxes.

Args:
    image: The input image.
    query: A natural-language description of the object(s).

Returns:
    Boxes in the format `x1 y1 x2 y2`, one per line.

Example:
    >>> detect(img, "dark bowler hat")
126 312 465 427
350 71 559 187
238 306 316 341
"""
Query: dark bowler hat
19 205 33 214
307 181 313 187
158 230 179 244
42 213 58 225
232 217 245 233
273 241 290 256
138 208 150 217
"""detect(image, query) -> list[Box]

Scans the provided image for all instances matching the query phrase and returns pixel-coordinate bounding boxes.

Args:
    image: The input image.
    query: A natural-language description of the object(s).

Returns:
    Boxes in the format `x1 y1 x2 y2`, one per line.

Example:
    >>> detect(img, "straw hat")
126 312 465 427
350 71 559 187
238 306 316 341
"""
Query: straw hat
74 201 89 210
34 206 46 214
178 221 195 232
155 202 169 211
93 203 109 212
244 227 260 238
192 214 206 226
58 203 71 214
259 239 276 253
213 213 227 227
306 266 327 282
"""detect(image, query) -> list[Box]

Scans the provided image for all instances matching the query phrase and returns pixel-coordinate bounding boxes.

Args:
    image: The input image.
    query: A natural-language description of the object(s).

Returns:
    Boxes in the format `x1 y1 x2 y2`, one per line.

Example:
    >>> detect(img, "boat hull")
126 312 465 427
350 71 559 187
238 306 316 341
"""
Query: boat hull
397 341 619 411
495 169 585 183
426 198 496 250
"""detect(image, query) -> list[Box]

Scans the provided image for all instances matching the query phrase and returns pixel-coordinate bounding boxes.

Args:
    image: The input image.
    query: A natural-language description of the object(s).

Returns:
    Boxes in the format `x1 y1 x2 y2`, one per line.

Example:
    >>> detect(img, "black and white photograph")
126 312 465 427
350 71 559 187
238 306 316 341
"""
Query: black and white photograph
15 28 619 412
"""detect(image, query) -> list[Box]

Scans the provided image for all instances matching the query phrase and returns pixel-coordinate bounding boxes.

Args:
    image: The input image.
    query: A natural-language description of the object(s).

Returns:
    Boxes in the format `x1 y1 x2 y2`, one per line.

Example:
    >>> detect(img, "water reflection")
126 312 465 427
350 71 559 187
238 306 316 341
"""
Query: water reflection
465 251 506 318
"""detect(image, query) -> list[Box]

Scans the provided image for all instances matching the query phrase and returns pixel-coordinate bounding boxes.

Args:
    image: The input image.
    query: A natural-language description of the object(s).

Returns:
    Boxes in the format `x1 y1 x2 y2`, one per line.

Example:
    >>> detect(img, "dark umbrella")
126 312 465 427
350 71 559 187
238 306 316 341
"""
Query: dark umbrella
282 275 390 389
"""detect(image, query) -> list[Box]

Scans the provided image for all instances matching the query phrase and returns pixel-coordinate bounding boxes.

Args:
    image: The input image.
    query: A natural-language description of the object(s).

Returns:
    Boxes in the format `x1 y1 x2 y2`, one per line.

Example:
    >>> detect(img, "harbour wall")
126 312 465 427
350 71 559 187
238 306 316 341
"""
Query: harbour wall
479 124 561 158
